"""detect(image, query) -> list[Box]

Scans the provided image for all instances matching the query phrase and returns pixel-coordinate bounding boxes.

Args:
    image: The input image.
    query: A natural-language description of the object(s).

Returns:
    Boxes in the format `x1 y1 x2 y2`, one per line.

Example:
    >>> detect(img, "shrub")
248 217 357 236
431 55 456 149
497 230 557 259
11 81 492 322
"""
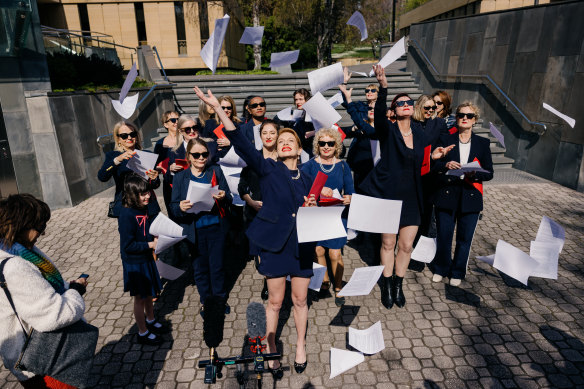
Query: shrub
46 52 124 90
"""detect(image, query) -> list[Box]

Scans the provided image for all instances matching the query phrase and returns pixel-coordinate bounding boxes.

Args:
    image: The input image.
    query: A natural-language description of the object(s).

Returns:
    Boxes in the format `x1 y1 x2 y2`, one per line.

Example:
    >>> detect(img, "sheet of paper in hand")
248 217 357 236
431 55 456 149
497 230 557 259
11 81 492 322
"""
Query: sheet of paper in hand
126 150 158 179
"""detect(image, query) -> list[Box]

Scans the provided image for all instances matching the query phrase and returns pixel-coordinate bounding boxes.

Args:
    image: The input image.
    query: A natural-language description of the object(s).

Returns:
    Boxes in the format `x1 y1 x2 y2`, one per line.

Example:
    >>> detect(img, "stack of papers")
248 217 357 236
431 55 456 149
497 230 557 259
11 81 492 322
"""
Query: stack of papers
185 181 220 214
445 161 489 176
149 213 187 255
127 150 159 180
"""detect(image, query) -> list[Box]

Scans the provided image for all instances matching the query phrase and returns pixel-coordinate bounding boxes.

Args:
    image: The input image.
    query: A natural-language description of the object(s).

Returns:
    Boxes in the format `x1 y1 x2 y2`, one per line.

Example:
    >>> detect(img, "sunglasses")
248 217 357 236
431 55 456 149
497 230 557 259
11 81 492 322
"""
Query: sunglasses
249 102 266 109
456 113 476 119
221 106 232 111
318 141 336 147
423 105 437 111
365 89 377 93
119 131 138 140
368 107 375 111
395 100 414 107
435 101 444 106
165 118 178 124
190 151 209 159
181 126 198 134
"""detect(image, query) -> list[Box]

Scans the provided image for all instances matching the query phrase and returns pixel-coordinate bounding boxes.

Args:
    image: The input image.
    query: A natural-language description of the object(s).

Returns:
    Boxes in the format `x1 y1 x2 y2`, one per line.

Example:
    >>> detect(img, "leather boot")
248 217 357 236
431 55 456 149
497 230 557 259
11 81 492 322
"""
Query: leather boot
380 275 394 309
393 275 406 308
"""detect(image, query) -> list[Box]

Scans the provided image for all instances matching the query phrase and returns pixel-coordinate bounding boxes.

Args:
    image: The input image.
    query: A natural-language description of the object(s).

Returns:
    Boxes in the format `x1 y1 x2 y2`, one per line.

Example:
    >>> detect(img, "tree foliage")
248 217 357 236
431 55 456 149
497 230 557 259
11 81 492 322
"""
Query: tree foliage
403 0 432 13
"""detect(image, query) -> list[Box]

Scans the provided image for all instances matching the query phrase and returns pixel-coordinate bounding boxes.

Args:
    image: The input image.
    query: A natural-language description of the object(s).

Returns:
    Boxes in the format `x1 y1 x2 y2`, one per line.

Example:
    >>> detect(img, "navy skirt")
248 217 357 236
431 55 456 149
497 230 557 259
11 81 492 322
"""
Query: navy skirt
257 237 315 278
122 260 163 298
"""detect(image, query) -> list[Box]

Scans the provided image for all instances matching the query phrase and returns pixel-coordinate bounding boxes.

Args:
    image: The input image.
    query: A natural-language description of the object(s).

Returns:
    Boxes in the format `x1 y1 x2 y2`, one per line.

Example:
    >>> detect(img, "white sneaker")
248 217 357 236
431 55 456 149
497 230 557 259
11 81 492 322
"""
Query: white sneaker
449 278 462 287
432 274 443 283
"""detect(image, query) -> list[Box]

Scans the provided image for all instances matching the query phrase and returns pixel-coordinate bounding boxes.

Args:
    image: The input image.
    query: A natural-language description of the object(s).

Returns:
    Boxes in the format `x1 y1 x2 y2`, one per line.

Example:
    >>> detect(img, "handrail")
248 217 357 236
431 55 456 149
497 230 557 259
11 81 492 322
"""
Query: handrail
41 25 137 53
152 46 169 82
409 38 547 136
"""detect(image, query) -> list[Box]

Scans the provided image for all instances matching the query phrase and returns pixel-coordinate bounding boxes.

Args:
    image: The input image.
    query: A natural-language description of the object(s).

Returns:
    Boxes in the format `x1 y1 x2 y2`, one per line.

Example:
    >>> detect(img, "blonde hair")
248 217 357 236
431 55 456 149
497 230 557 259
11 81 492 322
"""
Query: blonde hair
278 128 302 149
217 95 241 124
113 121 142 152
313 128 342 158
173 114 199 151
413 95 435 122
198 100 213 123
456 102 480 122
366 84 379 91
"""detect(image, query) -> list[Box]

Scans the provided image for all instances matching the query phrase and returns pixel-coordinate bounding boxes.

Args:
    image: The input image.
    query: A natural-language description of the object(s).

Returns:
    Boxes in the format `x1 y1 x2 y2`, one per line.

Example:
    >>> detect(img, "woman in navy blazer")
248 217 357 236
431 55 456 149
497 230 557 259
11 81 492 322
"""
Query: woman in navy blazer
239 95 267 145
430 102 493 286
194 86 317 377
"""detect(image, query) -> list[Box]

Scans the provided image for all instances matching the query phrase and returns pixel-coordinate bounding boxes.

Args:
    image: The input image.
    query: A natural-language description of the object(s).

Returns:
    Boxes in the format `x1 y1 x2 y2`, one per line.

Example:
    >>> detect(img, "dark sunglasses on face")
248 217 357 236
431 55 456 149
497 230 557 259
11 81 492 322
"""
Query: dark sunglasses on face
318 141 336 148
221 106 232 111
119 131 138 140
249 102 266 109
368 107 375 111
395 100 415 107
190 151 209 159
424 105 437 111
457 113 476 120
365 89 377 93
165 118 178 123
435 101 444 106
181 126 198 134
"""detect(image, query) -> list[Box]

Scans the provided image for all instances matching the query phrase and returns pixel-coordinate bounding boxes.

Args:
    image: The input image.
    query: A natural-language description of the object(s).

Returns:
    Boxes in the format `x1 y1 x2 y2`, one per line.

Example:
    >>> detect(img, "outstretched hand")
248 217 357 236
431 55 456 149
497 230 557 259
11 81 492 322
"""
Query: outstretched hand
343 66 352 83
372 64 388 88
339 84 353 102
193 86 219 108
431 144 456 160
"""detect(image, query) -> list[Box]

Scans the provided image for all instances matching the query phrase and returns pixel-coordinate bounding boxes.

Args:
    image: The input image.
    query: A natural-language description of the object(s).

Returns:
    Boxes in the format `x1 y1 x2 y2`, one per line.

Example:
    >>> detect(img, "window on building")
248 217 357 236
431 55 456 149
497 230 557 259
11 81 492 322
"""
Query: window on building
198 0 209 47
134 3 147 46
175 2 187 55
77 4 91 46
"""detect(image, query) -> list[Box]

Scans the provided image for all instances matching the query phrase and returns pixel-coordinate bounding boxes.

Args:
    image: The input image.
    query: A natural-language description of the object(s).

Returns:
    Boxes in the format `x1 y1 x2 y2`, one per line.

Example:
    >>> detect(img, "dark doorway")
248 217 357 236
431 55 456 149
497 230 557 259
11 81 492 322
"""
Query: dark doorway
0 103 18 199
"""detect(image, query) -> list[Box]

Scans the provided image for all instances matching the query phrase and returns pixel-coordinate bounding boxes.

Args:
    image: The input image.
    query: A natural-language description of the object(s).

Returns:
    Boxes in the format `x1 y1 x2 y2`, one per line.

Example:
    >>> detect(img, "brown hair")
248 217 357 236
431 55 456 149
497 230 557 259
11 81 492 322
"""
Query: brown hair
122 173 151 209
186 138 210 167
0 194 51 247
293 88 311 101
161 110 179 125
313 128 342 158
456 102 480 122
366 84 379 91
413 95 434 122
390 93 412 110
433 90 452 118
260 119 280 133
113 121 142 152
217 95 242 124
198 100 214 123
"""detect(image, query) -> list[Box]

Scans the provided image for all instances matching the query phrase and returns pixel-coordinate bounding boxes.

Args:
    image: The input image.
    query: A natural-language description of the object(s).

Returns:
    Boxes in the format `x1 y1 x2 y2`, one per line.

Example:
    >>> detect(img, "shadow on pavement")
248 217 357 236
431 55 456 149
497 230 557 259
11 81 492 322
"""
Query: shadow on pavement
444 284 481 307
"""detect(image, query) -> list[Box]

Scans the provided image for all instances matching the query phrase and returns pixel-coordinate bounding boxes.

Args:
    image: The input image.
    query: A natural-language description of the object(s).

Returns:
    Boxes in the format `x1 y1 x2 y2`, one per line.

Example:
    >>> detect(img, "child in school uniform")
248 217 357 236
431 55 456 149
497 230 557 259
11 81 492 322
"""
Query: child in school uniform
118 174 166 345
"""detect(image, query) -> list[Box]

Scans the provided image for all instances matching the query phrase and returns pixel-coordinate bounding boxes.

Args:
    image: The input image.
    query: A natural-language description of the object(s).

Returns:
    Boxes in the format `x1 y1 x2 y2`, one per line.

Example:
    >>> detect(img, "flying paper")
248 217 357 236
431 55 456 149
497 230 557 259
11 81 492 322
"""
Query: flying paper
119 62 138 103
112 92 139 119
185 181 220 214
296 206 346 243
370 140 380 166
543 103 576 128
369 36 406 76
276 107 303 122
300 150 310 164
239 26 264 45
411 236 437 263
535 216 565 253
489 122 506 149
200 14 231 74
270 50 299 68
493 240 538 286
219 146 247 168
529 240 560 279
476 254 495 266
346 11 368 41
349 321 385 355
155 235 187 255
347 194 402 234
308 62 344 95
329 348 364 379
328 92 344 109
301 92 342 131
156 260 185 280
337 265 384 297
126 150 158 179
287 263 327 291
353 71 369 77
253 124 262 150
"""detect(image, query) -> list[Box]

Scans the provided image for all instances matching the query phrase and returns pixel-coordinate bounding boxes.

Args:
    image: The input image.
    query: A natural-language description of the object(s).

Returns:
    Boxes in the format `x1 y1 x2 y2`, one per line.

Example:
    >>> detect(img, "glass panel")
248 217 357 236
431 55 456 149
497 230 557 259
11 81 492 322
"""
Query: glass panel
0 0 32 56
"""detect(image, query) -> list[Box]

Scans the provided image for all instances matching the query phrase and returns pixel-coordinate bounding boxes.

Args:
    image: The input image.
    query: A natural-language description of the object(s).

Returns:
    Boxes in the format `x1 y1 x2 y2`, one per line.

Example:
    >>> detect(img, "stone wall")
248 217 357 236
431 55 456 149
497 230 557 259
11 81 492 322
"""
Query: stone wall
407 1 584 191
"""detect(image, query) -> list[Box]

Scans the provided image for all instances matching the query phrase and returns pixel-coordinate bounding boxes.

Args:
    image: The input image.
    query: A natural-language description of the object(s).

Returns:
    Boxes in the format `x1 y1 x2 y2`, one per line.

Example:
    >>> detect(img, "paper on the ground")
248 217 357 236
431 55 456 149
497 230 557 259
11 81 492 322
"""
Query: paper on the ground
445 160 489 176
347 194 402 234
535 216 565 253
156 260 186 280
296 206 346 243
276 107 303 122
200 14 230 74
239 26 264 45
369 36 406 76
300 150 310 164
301 92 342 131
349 321 385 355
337 265 384 297
150 213 184 238
253 123 262 150
489 122 505 149
328 92 344 109
330 348 364 379
370 140 380 166
185 181 220 214
411 236 437 263
287 263 327 291
126 149 158 179
308 62 344 95
493 239 537 285
543 102 576 128
476 254 495 266
112 92 139 119
219 146 247 168
529 240 560 280
119 62 138 103
155 235 187 255
270 50 299 68
346 11 368 41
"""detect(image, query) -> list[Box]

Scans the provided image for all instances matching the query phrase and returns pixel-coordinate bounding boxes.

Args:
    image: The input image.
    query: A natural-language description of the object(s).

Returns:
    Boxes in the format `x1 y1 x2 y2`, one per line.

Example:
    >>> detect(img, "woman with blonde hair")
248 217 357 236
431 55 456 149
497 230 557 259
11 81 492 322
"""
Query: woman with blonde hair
301 128 354 306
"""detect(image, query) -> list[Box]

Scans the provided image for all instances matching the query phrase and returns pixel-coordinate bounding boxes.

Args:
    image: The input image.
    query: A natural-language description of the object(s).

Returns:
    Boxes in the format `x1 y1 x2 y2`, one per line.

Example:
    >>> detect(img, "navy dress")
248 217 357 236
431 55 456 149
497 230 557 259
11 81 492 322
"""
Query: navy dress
345 101 375 194
225 127 315 278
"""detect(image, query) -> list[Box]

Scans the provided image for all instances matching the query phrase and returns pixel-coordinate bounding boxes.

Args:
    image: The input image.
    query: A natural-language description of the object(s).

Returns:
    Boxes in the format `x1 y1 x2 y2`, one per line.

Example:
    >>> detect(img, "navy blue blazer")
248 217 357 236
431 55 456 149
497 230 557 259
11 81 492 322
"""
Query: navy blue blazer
169 164 232 244
359 87 428 211
225 127 313 253
345 101 375 169
415 117 448 149
432 132 493 213
118 206 157 264
239 119 261 145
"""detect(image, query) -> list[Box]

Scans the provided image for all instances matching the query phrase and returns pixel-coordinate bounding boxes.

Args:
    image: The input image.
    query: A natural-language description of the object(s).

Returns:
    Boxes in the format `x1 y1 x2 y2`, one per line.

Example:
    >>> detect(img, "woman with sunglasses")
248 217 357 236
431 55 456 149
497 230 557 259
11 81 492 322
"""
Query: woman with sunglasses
198 100 217 138
194 86 318 377
360 65 454 310
154 111 179 209
430 103 493 287
275 88 317 158
433 90 456 129
301 128 354 306
240 95 268 146
208 96 241 159
170 138 232 315
98 121 160 218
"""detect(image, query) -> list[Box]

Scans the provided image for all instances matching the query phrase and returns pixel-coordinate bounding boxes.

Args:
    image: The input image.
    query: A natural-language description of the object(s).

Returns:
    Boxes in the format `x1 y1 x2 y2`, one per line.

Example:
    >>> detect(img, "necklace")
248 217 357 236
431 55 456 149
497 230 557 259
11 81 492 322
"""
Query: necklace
291 169 300 180
401 128 412 137
192 169 205 178
319 156 336 174
459 135 471 144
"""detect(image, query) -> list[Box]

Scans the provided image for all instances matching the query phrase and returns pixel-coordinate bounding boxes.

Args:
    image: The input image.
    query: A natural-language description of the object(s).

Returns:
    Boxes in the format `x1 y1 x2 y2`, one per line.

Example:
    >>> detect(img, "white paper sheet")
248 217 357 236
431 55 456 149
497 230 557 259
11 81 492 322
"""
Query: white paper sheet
529 240 560 280
300 150 310 164
535 216 565 253
369 36 406 76
287 263 327 291
330 348 364 379
489 122 506 149
370 140 380 166
301 92 342 131
200 14 231 74
111 92 139 119
411 236 437 263
346 11 368 41
156 260 186 280
119 62 138 103
150 213 184 238
347 228 357 241
349 321 385 355
296 206 346 243
222 170 241 195
308 62 344 95
126 149 158 179
353 71 369 77
476 254 495 266
155 235 187 255
253 124 263 150
276 107 304 122
239 26 264 45
219 147 247 168
185 181 220 214
493 239 538 286
337 265 384 297
445 160 490 176
270 50 300 68
543 102 576 128
328 92 344 109
347 194 402 234
232 193 245 206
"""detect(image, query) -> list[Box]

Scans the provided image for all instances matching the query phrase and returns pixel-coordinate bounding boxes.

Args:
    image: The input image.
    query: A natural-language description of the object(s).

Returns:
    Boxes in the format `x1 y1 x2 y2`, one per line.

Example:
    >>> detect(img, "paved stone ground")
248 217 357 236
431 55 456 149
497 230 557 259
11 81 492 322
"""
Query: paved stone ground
1 169 583 388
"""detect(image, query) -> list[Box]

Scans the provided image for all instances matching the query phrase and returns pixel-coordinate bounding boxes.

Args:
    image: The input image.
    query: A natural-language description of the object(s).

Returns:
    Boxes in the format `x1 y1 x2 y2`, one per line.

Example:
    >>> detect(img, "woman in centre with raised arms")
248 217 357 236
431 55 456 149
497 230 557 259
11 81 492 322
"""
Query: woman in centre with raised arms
194 86 317 378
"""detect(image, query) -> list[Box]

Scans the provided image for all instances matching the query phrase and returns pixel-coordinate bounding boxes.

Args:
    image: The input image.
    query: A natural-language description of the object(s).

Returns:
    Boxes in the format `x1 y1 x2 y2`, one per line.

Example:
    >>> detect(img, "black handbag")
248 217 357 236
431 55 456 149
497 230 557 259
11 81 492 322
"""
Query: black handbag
0 258 99 388
107 200 117 218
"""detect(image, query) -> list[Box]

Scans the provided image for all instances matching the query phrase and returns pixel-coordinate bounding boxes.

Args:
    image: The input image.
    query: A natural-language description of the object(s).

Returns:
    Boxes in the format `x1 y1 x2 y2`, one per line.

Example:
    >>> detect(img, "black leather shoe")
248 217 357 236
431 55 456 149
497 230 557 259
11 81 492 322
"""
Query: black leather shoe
380 275 394 309
269 361 284 380
294 360 308 374
261 279 269 301
393 275 406 308
137 331 162 346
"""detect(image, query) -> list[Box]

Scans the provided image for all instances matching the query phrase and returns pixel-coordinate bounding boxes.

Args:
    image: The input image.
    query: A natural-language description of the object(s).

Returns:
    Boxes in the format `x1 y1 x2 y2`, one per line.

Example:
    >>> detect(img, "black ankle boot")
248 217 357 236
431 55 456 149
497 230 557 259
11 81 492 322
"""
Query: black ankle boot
393 276 406 308
380 275 394 309
261 279 269 301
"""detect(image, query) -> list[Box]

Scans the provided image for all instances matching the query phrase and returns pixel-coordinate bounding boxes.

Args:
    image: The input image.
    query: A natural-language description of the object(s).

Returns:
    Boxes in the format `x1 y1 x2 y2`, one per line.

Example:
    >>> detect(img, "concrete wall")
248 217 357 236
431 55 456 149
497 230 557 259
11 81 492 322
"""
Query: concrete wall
407 1 584 191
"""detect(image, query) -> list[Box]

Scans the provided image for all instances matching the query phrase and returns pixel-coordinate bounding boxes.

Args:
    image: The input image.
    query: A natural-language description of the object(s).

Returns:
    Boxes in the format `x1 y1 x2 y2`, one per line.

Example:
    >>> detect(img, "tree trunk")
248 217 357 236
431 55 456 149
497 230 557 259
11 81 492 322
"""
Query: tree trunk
315 0 339 68
252 0 262 70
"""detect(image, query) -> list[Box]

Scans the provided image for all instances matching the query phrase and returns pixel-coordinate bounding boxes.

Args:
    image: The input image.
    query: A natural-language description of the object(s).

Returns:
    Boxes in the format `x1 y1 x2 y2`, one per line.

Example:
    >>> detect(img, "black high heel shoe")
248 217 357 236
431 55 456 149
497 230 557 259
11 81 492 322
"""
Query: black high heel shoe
261 279 269 301
268 361 284 380
293 360 308 374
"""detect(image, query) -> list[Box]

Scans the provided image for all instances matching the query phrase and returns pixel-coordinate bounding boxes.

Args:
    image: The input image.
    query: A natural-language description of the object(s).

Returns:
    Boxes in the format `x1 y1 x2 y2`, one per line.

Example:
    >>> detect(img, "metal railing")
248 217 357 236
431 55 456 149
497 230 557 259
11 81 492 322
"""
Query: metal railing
152 46 169 82
408 38 547 136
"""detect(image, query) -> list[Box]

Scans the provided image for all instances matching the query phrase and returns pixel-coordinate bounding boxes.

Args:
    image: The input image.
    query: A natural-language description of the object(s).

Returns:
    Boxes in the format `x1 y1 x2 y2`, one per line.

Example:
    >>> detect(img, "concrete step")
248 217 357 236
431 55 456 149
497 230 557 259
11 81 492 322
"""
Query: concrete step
167 72 413 83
